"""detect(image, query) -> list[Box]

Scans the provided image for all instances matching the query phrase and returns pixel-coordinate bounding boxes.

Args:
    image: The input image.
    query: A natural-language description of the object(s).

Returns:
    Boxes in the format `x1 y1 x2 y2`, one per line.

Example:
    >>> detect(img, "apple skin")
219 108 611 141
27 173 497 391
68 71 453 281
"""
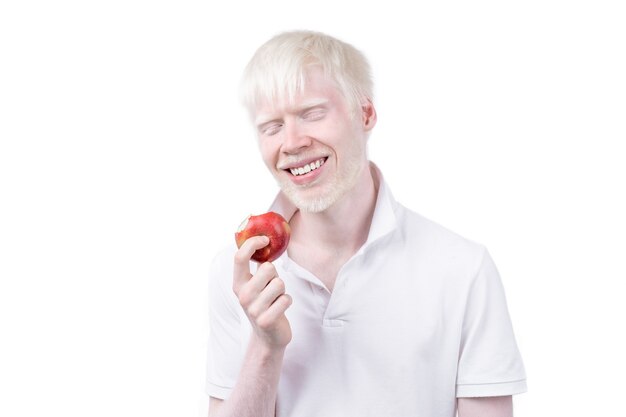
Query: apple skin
235 212 291 263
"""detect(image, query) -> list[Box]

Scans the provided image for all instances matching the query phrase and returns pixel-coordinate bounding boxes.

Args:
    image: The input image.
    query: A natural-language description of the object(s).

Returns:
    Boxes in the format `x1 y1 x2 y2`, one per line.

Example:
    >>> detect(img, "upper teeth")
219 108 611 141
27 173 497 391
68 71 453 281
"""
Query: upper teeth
290 158 325 176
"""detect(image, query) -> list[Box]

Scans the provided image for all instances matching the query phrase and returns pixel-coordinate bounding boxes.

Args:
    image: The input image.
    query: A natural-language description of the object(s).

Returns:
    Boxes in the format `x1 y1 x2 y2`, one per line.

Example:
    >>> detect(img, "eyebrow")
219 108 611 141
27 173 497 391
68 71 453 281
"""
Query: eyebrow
255 98 329 127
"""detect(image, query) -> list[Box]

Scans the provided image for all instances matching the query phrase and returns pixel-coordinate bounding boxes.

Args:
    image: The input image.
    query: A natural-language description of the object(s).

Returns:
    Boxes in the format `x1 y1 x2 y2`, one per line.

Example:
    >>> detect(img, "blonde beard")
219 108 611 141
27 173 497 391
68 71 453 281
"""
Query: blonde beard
276 156 364 213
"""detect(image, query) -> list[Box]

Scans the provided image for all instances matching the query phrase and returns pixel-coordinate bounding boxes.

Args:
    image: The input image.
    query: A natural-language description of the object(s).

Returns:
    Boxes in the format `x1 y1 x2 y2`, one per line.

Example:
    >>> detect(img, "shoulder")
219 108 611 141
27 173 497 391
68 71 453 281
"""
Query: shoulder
394 204 488 280
208 243 239 306
397 204 485 255
209 243 239 287
210 243 238 275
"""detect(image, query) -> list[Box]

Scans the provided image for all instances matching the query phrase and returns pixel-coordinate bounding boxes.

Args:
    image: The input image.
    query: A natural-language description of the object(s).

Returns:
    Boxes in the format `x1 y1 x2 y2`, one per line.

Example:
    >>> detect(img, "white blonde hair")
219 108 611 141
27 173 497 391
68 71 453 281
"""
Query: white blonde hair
240 30 374 116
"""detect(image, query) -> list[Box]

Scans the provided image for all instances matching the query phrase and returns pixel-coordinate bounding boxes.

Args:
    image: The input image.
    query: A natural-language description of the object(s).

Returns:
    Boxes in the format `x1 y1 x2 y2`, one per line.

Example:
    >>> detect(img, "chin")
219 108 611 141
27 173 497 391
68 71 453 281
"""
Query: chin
276 183 334 213
294 194 338 213
275 155 365 213
279 176 357 213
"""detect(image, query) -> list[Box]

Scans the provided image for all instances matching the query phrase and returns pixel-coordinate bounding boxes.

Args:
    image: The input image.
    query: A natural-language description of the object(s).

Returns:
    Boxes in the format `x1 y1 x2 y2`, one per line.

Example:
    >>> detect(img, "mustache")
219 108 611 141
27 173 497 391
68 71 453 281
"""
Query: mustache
277 154 328 169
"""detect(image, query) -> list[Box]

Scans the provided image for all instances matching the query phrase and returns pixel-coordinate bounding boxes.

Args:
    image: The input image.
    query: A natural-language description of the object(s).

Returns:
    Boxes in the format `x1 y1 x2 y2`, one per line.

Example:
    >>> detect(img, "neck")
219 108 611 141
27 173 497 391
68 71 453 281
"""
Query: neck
289 162 379 256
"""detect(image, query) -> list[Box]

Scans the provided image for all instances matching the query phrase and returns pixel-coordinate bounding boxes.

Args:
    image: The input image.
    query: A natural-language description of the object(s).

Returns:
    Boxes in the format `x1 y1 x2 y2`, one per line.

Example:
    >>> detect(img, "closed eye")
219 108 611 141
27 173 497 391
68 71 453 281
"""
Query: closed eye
302 109 326 121
261 123 283 136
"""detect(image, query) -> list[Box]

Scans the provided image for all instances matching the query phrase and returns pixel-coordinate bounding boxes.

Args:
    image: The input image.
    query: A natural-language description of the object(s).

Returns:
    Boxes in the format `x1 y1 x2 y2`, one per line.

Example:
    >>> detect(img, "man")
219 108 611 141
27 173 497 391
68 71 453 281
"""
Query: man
206 31 526 417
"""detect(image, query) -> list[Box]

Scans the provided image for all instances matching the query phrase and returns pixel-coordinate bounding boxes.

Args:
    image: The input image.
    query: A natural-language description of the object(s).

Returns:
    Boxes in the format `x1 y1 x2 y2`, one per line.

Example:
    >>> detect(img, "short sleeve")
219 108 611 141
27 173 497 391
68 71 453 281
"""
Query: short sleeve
206 246 244 399
456 248 527 397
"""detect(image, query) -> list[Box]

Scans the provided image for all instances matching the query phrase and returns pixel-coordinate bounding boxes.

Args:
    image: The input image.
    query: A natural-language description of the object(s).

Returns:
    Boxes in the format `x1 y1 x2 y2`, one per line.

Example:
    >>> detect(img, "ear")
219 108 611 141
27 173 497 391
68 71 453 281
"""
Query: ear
361 99 377 131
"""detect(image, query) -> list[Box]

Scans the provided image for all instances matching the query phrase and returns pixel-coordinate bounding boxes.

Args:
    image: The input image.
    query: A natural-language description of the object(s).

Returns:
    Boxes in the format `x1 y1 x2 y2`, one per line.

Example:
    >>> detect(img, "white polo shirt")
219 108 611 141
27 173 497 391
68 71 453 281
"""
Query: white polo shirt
206 166 526 417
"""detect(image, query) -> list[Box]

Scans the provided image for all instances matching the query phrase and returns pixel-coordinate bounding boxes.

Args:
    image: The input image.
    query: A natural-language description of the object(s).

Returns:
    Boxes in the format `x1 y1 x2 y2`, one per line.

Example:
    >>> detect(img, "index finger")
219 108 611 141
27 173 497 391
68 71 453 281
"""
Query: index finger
233 235 270 288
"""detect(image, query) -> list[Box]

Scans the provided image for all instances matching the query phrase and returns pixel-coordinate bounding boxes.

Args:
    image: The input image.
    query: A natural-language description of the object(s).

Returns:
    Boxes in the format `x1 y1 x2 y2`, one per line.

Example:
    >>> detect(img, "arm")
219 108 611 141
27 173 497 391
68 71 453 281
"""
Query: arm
457 396 513 417
209 338 286 417
209 236 292 417
208 397 224 417
208 345 285 417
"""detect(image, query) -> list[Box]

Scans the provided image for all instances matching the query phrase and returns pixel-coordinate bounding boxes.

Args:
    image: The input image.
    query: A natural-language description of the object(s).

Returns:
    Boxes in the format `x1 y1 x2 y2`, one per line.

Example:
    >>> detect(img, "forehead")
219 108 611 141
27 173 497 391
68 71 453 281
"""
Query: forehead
254 68 347 122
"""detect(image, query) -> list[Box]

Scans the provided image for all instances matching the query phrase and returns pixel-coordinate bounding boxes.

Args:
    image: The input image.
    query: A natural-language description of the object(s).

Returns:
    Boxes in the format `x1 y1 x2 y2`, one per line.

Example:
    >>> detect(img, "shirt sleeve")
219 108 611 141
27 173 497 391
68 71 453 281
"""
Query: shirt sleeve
456 248 527 397
206 245 244 399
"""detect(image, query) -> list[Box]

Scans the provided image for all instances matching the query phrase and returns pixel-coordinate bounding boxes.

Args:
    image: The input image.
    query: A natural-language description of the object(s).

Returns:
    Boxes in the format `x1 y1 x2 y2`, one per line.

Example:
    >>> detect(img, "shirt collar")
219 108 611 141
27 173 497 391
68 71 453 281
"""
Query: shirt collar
363 162 399 250
268 162 399 256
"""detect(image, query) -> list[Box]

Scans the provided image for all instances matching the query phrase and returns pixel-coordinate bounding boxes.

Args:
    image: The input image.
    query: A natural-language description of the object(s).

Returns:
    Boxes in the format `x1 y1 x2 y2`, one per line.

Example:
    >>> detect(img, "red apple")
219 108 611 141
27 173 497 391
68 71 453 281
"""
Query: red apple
235 212 291 263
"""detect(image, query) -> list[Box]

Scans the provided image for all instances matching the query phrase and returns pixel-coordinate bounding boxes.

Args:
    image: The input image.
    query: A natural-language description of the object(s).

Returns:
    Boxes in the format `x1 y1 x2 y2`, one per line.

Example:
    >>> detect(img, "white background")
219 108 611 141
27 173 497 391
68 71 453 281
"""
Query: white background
1 1 625 416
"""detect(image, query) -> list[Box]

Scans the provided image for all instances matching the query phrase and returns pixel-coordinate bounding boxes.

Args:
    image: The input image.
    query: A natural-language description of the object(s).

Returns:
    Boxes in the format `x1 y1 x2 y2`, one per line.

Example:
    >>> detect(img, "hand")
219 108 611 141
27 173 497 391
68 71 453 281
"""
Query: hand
233 236 293 350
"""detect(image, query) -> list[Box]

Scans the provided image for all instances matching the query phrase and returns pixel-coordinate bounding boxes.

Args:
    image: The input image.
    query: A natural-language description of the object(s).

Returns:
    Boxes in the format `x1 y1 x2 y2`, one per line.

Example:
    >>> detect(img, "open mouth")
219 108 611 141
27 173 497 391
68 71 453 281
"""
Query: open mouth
285 157 327 176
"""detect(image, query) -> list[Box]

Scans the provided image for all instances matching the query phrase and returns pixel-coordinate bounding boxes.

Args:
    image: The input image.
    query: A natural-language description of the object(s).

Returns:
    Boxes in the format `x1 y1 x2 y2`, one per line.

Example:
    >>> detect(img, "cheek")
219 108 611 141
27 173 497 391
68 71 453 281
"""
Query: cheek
334 124 364 154
258 140 279 169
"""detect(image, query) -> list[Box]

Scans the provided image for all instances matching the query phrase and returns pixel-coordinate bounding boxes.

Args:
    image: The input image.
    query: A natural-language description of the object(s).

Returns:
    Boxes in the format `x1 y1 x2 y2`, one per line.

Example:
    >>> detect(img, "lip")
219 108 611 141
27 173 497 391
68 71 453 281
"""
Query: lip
279 156 327 171
282 157 328 186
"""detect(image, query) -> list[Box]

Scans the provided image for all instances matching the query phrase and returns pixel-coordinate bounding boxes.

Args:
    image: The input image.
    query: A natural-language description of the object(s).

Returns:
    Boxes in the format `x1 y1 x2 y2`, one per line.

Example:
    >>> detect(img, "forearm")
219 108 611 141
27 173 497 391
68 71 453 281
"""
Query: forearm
212 337 285 417
210 241 292 417
457 396 513 417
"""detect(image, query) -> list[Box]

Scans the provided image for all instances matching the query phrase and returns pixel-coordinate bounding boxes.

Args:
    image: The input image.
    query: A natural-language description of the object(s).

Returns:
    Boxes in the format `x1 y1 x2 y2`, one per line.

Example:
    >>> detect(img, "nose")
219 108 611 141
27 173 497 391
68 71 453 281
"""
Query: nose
282 120 312 154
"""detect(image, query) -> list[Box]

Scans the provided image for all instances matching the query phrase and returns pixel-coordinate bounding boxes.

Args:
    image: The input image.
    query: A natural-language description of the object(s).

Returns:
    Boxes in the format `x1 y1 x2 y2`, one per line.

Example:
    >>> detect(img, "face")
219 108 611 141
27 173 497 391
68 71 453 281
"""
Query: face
254 68 375 213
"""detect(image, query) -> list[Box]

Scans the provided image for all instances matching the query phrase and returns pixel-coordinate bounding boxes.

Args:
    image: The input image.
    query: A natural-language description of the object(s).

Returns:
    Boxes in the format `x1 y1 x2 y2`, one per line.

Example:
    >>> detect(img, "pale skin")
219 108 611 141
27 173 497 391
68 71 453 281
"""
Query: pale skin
209 68 514 416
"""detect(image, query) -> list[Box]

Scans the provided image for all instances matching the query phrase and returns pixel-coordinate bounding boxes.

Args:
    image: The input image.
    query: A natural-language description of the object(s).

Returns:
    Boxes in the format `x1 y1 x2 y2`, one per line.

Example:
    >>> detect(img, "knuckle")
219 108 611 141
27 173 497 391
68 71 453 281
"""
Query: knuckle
237 287 254 308
247 305 262 320
233 250 248 265
278 293 292 308
257 262 275 276
256 314 274 330
272 278 285 293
